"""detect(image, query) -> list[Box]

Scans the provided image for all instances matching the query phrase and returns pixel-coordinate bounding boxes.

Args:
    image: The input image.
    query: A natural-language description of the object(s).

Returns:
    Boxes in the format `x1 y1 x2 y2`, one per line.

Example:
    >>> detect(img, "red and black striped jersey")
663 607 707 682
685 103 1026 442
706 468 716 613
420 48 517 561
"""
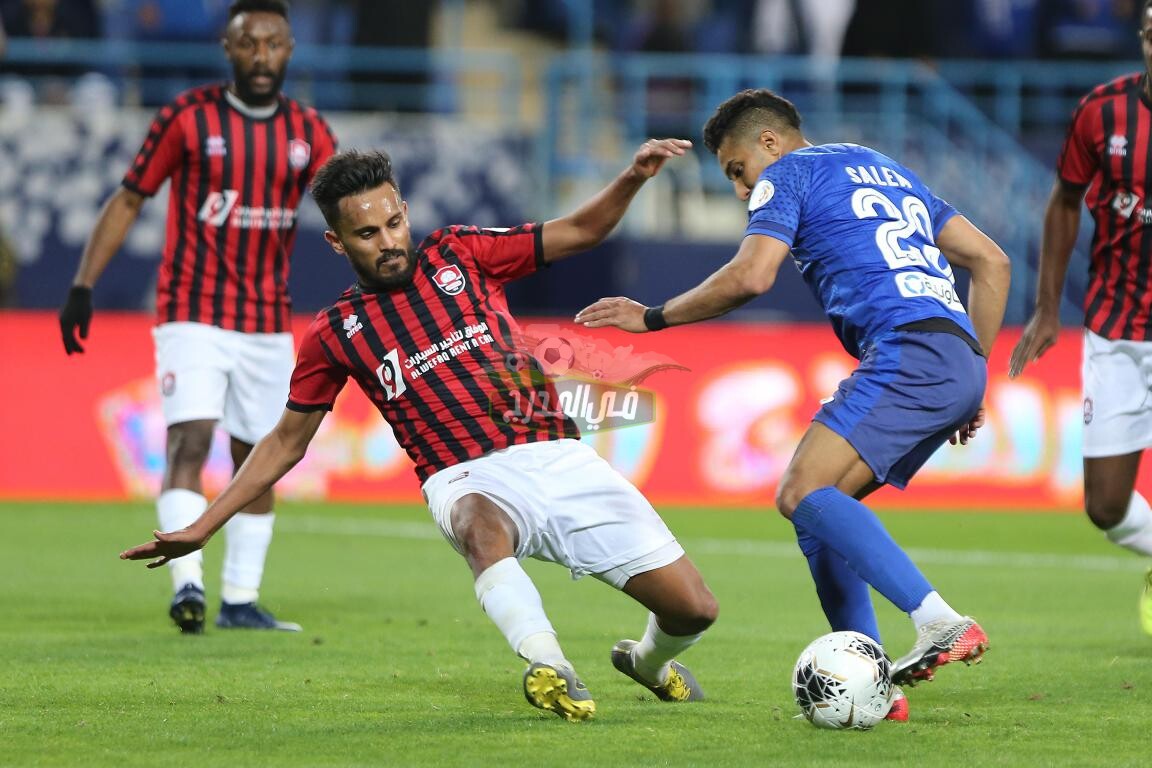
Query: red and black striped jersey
123 83 337 333
287 223 580 483
1059 72 1152 340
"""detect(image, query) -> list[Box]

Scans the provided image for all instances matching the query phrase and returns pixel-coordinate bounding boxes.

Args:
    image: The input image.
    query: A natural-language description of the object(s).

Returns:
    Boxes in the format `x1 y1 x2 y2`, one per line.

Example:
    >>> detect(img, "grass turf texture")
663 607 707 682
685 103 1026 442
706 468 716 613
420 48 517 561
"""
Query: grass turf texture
1 501 1149 767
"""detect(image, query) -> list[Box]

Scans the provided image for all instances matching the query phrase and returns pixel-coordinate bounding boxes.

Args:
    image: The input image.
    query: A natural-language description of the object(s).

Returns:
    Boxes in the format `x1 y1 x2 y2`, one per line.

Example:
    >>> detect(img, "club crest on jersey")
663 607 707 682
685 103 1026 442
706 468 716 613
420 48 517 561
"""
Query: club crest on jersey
1109 134 1128 157
343 313 363 339
206 135 227 157
748 180 774 211
288 139 311 170
433 265 466 295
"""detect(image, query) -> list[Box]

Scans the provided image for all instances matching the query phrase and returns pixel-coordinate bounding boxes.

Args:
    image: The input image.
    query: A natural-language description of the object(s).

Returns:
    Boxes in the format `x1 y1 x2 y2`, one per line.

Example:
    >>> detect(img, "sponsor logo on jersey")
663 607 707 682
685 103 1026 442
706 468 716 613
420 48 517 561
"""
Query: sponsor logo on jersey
161 371 176 396
197 189 298 230
1084 397 1094 425
206 135 227 157
288 139 311 170
894 271 966 312
748 179 775 211
375 348 408 401
198 190 240 226
1112 191 1140 219
433 265 466 295
1109 134 1128 157
342 313 363 339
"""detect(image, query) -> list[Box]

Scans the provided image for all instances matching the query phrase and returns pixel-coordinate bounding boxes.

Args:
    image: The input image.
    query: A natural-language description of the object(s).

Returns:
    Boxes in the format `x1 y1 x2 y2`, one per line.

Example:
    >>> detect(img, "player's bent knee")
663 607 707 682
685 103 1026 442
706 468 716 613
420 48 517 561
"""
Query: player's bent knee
692 591 720 629
450 494 518 565
663 589 719 634
775 483 807 520
1085 499 1127 530
657 611 715 636
1083 483 1132 530
166 424 214 469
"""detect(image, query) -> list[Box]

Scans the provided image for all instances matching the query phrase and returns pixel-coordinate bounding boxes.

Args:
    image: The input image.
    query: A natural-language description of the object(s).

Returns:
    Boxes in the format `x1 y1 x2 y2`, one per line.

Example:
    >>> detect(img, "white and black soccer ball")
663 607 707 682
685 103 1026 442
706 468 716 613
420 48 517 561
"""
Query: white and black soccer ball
792 631 895 730
533 336 576 377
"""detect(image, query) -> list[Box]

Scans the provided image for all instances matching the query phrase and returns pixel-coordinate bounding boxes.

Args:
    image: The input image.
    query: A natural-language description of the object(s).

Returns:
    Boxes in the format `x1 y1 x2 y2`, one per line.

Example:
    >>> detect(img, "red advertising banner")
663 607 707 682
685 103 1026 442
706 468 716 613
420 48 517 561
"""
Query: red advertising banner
0 311 1109 509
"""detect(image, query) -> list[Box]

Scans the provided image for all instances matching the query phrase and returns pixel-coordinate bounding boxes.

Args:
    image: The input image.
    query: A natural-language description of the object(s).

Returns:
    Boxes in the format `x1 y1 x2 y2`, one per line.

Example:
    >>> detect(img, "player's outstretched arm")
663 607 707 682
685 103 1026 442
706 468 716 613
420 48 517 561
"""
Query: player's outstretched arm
120 408 327 567
540 138 691 264
1008 179 1084 378
934 214 1011 358
59 187 146 354
575 234 788 332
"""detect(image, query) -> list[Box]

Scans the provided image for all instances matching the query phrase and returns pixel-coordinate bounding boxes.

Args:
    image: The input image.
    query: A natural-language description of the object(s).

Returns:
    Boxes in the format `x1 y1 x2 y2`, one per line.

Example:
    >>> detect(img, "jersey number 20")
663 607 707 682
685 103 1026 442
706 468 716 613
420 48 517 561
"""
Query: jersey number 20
851 189 953 280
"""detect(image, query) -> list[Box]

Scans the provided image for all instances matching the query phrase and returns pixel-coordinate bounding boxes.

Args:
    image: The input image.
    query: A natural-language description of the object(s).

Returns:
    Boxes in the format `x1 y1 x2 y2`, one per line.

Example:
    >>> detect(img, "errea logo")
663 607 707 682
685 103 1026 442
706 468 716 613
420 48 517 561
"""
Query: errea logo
1109 134 1128 157
343 313 363 338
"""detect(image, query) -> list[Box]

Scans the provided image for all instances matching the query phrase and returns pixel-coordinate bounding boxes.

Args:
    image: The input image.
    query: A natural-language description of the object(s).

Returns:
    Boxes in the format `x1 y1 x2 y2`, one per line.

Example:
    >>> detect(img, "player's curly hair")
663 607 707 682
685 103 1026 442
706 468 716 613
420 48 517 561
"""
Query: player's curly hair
311 150 400 229
229 0 289 20
702 89 802 155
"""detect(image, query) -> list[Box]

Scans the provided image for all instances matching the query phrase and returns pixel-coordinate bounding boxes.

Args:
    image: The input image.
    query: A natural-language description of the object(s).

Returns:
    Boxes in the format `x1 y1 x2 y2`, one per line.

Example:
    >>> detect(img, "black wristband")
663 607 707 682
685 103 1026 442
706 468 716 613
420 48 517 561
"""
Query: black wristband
68 285 92 301
643 304 668 331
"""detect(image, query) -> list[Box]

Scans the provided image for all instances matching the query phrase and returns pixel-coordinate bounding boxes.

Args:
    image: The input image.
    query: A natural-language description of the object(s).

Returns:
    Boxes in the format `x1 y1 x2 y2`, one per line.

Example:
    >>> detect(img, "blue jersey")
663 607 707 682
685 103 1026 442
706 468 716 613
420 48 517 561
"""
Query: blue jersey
745 143 977 359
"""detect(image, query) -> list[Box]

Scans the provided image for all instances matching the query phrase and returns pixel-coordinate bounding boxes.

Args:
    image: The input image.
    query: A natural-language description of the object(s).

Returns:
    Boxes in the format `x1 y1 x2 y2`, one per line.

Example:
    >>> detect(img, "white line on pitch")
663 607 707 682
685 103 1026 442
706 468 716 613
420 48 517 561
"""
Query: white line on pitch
278 515 1143 573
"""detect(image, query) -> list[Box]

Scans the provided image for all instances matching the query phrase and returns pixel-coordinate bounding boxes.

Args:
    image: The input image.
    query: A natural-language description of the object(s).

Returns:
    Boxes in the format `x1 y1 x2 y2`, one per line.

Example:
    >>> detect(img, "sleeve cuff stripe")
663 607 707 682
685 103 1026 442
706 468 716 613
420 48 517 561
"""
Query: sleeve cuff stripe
286 400 333 413
533 223 546 269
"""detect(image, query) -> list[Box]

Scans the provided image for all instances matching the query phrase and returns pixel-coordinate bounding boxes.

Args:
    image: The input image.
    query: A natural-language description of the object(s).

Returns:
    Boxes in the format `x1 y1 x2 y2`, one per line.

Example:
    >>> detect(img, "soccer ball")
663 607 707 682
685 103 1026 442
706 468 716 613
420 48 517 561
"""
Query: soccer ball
792 631 895 730
533 336 575 376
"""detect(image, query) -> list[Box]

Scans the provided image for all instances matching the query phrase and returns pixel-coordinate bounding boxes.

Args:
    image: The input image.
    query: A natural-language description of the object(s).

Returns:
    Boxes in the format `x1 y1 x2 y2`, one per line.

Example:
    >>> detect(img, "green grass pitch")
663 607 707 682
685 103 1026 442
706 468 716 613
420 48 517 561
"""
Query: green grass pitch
2 500 1149 767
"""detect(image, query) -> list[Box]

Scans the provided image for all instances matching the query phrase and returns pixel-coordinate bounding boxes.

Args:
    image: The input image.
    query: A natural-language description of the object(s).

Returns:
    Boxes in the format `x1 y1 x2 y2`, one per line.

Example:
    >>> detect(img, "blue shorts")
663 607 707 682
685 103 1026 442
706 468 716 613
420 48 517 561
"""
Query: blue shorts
813 330 986 489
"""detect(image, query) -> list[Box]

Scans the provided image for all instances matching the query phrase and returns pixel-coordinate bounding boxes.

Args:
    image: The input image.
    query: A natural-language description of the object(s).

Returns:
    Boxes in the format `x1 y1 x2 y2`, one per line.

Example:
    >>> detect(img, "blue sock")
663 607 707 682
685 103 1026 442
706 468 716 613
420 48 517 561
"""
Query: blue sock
792 486 932 613
796 530 881 643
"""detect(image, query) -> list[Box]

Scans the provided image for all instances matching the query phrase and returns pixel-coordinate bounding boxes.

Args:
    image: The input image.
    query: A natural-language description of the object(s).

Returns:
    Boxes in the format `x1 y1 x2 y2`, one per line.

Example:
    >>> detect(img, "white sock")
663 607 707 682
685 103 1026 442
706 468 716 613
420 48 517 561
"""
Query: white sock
473 557 563 663
157 489 207 592
909 591 963 630
221 512 275 605
631 613 705 685
1105 492 1152 556
518 632 567 666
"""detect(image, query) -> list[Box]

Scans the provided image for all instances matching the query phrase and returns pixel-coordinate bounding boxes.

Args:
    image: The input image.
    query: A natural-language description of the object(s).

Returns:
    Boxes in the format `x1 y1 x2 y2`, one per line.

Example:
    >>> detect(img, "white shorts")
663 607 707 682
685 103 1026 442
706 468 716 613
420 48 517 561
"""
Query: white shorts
152 322 294 445
1082 329 1152 457
421 439 683 588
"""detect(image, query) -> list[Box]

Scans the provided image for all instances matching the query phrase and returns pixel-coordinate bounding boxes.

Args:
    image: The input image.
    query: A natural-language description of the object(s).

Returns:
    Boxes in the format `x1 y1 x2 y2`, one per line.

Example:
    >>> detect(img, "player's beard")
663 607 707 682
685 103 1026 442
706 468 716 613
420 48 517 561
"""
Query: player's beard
232 64 287 107
355 248 419 291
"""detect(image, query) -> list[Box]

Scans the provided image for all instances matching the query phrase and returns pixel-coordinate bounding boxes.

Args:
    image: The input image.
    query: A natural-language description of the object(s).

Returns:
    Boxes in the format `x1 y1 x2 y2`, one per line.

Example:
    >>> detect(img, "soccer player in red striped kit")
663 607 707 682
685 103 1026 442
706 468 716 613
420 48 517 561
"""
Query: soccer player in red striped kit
121 143 718 721
1011 1 1152 634
60 0 336 633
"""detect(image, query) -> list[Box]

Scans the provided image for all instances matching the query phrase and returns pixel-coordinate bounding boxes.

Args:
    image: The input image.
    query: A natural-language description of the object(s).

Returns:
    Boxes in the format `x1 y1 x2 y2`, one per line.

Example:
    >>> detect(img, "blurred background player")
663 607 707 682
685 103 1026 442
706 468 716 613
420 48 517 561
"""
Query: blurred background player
58 0 337 633
1011 0 1152 635
121 142 718 721
577 88 1011 717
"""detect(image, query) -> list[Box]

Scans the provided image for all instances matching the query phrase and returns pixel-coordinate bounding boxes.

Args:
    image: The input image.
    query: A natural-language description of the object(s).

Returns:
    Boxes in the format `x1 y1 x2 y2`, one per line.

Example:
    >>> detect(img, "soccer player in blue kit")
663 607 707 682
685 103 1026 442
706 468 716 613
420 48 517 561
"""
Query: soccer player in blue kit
577 89 1011 717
